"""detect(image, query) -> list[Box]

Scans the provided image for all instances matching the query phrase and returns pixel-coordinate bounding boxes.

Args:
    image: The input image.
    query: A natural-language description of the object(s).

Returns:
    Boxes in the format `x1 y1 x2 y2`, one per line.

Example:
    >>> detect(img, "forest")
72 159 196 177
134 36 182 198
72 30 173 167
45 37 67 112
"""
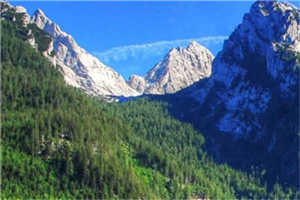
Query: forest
1 5 299 199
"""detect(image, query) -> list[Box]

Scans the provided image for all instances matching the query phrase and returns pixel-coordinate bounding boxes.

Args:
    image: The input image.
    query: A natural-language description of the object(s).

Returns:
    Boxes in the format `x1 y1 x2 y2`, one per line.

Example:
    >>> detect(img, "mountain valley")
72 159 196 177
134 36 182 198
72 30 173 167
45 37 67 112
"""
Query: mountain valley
1 0 299 199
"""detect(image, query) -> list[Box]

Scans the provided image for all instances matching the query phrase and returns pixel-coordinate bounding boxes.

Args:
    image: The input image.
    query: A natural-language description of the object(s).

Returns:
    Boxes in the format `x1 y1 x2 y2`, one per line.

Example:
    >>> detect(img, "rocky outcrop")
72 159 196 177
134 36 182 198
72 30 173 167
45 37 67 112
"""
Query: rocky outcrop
2 2 214 98
1 3 30 26
15 6 30 26
127 74 147 93
167 0 299 186
186 0 300 137
128 41 214 94
30 9 139 97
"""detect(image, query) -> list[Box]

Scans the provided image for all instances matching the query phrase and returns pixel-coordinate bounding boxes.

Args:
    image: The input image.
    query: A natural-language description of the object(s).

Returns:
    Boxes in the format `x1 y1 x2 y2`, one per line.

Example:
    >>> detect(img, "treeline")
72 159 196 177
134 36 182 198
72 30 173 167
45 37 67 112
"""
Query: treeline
1 4 298 199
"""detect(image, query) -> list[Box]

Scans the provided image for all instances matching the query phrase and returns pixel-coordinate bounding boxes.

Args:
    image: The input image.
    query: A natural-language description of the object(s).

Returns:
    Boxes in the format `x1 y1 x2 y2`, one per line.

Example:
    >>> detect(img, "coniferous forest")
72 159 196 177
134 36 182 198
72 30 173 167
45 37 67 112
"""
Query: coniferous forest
1 3 299 199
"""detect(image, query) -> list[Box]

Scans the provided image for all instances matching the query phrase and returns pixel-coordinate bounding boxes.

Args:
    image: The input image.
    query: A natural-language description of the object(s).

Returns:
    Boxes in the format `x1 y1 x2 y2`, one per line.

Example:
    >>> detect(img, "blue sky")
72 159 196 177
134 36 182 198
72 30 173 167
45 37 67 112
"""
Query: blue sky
10 1 300 79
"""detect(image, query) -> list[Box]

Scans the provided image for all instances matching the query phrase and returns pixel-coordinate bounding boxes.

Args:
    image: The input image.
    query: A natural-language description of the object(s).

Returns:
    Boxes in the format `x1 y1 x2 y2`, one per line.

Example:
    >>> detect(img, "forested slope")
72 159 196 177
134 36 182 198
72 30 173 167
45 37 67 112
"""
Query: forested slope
1 4 298 199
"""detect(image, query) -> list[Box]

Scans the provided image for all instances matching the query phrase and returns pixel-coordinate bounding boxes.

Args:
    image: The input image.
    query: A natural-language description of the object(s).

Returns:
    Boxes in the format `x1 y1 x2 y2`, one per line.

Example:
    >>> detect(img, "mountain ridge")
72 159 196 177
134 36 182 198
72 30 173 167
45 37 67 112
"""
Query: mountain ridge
12 4 215 99
1 0 299 198
128 41 214 94
159 0 299 187
30 8 140 98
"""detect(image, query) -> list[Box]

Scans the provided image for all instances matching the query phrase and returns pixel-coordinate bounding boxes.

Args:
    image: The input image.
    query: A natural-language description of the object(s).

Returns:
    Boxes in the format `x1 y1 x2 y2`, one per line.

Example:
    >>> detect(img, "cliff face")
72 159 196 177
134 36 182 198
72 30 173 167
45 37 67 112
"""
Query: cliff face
3 2 215 98
128 41 214 95
177 1 299 136
127 75 147 94
164 0 299 186
31 9 139 98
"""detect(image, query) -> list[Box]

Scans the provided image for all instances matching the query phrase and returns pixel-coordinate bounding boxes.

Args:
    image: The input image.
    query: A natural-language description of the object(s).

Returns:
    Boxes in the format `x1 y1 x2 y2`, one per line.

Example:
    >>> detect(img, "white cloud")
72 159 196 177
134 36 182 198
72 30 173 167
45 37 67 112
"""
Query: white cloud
93 36 227 63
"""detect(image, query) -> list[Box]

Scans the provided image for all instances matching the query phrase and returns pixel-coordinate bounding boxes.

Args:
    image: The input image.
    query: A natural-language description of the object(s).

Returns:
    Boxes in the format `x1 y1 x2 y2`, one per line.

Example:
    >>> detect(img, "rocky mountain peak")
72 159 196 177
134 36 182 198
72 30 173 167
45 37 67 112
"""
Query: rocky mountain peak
177 0 299 139
212 0 300 89
187 40 205 50
238 0 299 48
10 5 30 26
30 8 140 98
35 8 45 17
169 1 299 185
2 2 216 98
127 75 146 93
32 9 64 38
32 9 50 29
249 0 299 42
15 5 27 13
127 41 214 95
2 3 140 99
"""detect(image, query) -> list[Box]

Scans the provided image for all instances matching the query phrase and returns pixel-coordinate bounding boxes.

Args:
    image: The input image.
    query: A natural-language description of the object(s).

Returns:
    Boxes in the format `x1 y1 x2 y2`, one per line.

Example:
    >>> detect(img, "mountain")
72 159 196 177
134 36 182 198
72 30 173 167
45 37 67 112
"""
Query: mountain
185 0 300 137
10 5 139 98
160 0 299 186
1 1 299 199
6 3 214 98
128 41 213 94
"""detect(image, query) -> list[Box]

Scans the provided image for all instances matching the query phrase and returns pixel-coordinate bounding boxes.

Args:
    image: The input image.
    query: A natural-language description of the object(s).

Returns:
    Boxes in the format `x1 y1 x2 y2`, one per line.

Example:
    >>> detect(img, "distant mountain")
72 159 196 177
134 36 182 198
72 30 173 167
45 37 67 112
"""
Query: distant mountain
1 1 299 199
128 41 214 94
161 0 299 186
3 4 139 98
31 9 140 98
3 3 215 98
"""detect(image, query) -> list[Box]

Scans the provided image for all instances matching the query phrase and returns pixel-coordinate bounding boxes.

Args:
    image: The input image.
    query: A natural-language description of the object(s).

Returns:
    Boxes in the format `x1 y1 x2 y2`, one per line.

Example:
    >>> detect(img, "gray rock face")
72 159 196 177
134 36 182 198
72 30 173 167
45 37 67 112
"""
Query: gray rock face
31 9 139 97
127 74 146 93
205 0 299 137
128 41 214 94
15 6 30 26
177 1 300 137
1 3 30 26
4 2 214 98
167 0 299 186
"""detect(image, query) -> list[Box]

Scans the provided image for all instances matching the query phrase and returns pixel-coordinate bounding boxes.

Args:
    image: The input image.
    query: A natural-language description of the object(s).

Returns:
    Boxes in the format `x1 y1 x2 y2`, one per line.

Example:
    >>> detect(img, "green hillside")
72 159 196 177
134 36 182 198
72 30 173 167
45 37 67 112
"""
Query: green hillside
1 5 298 199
